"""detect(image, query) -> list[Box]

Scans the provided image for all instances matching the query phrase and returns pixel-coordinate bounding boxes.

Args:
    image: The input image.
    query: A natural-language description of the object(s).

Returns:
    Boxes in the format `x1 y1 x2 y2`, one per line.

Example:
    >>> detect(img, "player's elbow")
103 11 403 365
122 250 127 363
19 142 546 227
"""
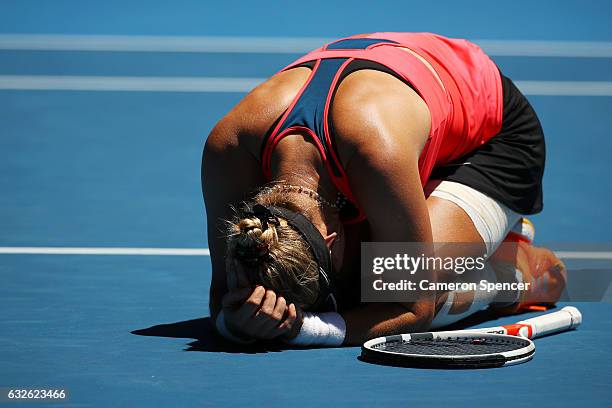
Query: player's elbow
203 120 232 164
201 119 237 191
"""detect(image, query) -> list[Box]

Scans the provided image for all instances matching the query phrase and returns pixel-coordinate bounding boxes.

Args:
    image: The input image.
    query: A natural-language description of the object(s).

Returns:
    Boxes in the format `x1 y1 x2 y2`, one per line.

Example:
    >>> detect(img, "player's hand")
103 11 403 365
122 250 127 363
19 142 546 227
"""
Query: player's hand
226 258 252 290
221 286 302 340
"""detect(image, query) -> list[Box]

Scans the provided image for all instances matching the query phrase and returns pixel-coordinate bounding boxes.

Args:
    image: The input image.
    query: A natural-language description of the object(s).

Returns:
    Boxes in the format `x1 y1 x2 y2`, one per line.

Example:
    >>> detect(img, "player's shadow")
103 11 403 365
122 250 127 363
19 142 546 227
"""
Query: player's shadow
131 317 284 354
132 307 560 356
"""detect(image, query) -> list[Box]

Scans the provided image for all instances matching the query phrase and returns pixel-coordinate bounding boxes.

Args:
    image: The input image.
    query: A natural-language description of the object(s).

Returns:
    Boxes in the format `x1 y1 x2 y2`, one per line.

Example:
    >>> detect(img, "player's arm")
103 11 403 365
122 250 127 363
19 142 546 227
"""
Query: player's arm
202 115 264 319
334 71 436 344
204 69 315 340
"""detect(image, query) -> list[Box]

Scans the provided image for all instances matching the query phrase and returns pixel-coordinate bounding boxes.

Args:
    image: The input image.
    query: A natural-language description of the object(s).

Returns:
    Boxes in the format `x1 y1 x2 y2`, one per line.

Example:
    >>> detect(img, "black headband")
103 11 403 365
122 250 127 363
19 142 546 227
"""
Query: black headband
239 202 338 312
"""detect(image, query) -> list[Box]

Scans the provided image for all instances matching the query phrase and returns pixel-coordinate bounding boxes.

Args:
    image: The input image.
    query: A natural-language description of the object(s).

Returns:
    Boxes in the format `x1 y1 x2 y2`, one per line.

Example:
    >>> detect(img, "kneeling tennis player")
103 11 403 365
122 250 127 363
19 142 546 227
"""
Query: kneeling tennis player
202 32 565 347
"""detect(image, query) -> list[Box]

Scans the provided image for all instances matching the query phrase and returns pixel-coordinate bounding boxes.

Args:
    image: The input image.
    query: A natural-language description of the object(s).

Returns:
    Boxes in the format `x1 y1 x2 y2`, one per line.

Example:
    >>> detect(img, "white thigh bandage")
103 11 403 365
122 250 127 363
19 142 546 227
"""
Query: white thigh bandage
428 180 522 257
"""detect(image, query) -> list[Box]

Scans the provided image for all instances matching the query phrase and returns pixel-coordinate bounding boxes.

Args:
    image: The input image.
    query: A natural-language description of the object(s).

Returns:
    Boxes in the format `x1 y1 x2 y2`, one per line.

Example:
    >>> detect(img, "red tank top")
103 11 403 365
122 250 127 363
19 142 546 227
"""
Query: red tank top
261 32 503 223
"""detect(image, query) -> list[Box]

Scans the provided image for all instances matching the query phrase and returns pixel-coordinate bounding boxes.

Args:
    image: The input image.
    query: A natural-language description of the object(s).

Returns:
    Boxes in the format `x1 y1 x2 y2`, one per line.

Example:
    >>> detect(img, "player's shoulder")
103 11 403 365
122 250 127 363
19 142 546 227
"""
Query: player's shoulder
230 68 312 136
206 67 312 156
331 69 431 162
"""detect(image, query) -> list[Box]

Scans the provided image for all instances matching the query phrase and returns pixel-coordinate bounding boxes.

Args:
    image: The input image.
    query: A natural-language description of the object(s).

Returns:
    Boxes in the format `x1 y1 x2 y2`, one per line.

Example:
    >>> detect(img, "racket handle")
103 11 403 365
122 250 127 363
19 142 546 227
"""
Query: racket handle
516 306 582 339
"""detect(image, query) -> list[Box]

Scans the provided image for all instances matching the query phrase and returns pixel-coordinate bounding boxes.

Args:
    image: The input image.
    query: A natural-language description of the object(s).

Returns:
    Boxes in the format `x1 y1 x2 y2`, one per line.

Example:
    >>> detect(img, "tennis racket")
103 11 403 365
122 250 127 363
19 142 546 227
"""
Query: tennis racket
361 306 582 369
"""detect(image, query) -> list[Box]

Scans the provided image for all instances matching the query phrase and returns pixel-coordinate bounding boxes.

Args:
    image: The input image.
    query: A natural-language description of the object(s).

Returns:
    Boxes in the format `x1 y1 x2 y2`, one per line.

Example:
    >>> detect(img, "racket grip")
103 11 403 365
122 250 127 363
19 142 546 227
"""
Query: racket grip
517 306 582 339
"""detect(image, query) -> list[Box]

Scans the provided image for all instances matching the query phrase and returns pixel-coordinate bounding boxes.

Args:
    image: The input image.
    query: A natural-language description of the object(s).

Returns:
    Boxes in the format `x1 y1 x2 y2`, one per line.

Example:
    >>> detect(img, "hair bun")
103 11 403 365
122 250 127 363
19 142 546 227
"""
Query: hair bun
232 217 274 267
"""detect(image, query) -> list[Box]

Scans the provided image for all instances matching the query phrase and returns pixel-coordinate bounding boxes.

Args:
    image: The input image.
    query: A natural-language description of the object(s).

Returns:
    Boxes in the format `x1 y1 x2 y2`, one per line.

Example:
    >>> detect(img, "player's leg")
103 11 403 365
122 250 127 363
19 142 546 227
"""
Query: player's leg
425 180 566 327
489 233 567 315
425 180 522 328
424 70 567 327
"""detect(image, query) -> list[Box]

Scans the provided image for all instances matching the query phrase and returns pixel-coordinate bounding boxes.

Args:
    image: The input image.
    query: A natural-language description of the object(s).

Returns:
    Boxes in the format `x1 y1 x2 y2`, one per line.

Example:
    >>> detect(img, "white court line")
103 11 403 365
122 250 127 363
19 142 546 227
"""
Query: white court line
0 247 210 256
0 247 610 259
0 75 262 92
1 75 612 96
556 251 612 260
1 34 612 57
515 81 612 96
474 40 612 58
0 34 331 54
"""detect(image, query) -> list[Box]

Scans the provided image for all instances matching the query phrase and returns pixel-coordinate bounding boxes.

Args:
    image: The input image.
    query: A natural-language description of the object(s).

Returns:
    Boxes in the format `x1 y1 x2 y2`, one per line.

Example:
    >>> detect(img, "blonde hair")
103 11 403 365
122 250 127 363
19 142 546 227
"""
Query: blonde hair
225 188 321 309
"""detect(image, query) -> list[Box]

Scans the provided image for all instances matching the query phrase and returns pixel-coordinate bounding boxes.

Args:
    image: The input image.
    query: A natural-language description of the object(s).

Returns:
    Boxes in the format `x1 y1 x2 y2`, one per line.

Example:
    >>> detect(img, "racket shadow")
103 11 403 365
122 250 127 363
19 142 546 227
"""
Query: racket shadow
356 354 512 370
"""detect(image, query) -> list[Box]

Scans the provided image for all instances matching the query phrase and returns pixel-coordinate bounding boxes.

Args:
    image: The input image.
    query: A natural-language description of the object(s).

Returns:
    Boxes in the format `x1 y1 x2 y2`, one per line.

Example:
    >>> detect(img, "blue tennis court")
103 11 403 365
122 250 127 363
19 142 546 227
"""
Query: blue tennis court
1 1 611 406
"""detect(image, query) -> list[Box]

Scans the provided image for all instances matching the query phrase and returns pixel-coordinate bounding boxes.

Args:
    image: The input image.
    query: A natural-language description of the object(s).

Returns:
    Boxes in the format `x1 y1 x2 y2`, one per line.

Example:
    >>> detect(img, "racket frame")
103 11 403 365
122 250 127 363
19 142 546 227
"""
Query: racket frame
362 332 535 368
361 306 582 369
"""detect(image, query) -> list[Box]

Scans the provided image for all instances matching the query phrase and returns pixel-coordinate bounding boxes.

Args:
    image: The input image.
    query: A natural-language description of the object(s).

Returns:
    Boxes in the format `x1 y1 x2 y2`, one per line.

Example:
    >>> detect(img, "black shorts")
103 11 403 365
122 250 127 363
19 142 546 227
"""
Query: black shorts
430 73 545 215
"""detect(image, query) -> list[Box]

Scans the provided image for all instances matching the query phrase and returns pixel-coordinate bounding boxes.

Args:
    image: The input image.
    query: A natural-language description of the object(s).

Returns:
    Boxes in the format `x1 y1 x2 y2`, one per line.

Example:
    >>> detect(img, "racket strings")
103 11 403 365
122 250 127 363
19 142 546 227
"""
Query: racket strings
376 337 528 356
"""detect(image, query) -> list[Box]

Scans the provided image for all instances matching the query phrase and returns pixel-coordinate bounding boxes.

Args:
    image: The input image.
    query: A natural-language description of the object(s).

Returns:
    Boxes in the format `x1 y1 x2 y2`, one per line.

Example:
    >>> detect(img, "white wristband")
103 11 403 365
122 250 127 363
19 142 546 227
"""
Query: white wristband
215 310 256 345
286 311 346 347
